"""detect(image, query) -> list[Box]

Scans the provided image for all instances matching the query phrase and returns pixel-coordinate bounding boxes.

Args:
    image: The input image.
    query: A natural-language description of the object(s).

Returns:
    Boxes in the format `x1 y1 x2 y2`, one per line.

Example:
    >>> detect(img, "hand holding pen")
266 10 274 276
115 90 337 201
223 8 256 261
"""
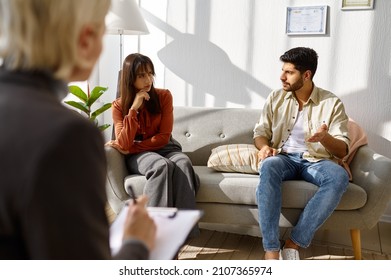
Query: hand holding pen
127 185 177 219
122 194 156 251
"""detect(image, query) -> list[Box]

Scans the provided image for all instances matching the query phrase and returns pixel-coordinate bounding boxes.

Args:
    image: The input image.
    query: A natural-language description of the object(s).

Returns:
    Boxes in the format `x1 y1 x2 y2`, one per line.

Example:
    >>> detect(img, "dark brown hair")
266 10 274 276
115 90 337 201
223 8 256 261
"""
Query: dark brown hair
119 53 161 116
280 47 318 79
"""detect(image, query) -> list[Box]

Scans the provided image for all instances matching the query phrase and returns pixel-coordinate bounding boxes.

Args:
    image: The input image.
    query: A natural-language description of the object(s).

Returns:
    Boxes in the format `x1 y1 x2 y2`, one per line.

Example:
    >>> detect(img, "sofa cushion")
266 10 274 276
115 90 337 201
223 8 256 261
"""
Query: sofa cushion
194 166 367 210
207 144 259 174
195 166 259 205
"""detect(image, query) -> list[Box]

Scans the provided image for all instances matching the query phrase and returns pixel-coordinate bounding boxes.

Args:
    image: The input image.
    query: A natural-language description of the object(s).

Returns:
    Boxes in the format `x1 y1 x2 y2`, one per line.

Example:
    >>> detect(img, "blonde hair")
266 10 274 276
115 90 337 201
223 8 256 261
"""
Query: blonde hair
0 0 111 80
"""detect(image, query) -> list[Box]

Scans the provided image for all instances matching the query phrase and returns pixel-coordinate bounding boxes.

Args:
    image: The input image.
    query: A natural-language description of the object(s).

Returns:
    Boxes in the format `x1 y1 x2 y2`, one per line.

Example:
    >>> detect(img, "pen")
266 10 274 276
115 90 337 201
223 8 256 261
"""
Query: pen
126 185 137 205
148 207 178 219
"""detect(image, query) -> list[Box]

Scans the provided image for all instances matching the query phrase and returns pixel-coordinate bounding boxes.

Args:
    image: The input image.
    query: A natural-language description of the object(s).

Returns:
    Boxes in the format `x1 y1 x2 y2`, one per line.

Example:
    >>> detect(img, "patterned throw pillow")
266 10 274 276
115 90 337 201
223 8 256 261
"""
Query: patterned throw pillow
207 144 259 174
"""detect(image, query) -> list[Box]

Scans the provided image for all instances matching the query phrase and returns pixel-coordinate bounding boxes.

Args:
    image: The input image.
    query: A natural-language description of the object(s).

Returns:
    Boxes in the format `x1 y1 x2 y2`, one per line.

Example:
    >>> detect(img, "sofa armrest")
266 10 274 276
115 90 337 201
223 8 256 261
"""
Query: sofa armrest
105 145 129 214
350 145 391 228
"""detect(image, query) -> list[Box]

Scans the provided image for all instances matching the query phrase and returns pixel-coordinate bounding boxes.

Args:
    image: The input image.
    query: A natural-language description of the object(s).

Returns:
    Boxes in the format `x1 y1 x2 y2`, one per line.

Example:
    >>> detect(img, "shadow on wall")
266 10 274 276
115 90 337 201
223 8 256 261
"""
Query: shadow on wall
141 9 271 107
157 33 271 106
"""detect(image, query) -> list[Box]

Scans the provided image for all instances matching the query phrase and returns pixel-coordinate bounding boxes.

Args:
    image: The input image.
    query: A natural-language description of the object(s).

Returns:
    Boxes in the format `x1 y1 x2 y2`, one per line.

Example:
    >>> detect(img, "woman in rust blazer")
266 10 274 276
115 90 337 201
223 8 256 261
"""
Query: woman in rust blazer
110 54 199 236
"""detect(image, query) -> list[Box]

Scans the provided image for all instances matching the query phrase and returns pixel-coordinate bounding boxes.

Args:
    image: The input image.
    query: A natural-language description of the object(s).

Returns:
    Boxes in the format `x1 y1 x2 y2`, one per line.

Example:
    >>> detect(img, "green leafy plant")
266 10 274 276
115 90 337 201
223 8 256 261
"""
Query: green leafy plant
65 85 112 131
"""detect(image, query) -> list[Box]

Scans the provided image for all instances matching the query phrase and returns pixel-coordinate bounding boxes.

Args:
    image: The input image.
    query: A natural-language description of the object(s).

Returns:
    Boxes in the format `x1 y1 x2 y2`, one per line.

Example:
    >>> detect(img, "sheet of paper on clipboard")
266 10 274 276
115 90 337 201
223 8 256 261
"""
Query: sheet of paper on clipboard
109 206 203 260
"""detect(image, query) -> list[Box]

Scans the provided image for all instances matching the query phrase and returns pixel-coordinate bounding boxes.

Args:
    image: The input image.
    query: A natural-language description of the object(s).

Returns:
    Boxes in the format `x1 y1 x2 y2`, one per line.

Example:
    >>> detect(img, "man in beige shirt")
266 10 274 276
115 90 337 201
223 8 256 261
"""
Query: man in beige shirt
253 47 350 260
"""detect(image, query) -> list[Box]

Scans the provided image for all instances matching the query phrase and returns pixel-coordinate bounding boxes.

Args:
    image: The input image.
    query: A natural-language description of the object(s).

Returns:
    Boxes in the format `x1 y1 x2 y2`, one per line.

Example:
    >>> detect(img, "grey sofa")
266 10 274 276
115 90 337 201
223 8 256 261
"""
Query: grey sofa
105 106 391 260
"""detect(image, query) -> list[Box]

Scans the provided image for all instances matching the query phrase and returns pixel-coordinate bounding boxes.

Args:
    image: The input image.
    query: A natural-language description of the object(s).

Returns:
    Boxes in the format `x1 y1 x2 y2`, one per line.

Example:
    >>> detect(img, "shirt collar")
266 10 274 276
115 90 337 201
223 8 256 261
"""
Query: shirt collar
284 83 320 105
308 84 320 105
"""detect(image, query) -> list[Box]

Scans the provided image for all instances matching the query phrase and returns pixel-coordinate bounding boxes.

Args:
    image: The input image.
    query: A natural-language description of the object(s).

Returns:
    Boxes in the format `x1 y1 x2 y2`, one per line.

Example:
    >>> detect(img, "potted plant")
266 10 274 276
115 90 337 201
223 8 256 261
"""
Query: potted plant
65 84 112 131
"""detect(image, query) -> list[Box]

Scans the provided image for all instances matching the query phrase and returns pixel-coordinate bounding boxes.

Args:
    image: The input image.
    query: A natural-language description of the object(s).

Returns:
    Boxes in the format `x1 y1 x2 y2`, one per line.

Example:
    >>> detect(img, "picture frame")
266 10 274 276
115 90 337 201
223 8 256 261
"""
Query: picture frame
341 0 374 10
286 6 328 36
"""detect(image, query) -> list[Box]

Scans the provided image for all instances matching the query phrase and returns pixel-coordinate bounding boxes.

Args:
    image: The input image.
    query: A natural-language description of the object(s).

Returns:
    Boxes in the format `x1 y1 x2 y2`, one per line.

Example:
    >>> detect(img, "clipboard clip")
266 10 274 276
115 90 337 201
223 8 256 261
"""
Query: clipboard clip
157 211 177 219
147 207 178 219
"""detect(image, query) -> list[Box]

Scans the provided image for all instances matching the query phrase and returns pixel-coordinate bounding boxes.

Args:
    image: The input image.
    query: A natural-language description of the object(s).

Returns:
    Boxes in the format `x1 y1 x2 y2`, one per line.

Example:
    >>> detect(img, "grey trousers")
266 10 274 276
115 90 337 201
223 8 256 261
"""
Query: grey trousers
125 138 200 238
125 138 199 209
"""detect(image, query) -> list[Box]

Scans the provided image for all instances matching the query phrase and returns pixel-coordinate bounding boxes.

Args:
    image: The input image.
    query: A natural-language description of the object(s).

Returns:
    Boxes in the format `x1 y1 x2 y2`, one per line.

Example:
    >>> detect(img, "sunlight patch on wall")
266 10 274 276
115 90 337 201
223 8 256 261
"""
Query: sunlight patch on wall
205 93 215 108
389 49 391 77
326 10 375 94
226 101 245 108
380 121 391 142
209 0 251 70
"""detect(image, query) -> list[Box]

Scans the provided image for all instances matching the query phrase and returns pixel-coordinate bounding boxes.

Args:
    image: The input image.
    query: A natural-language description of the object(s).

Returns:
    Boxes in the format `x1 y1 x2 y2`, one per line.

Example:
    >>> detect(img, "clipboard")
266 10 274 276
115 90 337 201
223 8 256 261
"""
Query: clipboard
109 206 203 260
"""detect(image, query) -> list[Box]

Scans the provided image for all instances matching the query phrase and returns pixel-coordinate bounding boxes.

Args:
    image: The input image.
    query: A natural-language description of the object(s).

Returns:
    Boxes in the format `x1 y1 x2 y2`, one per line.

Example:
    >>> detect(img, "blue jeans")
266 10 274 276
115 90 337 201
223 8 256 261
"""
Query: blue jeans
256 153 349 251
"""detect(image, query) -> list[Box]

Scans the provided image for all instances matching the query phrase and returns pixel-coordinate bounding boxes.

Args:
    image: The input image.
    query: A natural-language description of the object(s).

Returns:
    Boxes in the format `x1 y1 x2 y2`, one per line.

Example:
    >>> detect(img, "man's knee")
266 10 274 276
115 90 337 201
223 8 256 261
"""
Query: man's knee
259 156 285 175
333 167 350 191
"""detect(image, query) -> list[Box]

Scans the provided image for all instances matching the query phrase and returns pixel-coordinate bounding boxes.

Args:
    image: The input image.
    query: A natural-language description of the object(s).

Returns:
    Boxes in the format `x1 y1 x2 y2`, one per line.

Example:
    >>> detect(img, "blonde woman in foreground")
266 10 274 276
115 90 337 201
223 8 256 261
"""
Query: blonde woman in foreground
0 0 155 259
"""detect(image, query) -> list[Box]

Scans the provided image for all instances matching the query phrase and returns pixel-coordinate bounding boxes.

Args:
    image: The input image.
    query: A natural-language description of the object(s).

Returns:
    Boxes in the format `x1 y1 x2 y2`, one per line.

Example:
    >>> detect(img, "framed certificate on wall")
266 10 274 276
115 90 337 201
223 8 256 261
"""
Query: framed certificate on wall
341 0 374 10
286 6 328 35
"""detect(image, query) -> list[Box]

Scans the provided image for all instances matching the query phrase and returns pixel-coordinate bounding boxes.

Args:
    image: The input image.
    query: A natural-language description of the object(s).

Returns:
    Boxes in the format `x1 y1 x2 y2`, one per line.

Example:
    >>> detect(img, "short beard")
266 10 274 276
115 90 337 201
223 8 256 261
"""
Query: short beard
283 78 304 92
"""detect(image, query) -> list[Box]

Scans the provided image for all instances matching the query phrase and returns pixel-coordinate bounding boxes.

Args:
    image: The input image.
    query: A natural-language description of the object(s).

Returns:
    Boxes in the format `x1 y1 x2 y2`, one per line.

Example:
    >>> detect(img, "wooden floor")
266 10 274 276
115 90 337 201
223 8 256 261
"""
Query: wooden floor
178 229 391 260
106 204 390 260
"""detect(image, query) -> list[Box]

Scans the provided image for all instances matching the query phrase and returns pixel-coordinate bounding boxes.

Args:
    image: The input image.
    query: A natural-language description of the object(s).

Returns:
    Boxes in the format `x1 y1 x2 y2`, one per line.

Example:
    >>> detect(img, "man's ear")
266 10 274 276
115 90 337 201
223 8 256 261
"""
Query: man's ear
304 70 312 81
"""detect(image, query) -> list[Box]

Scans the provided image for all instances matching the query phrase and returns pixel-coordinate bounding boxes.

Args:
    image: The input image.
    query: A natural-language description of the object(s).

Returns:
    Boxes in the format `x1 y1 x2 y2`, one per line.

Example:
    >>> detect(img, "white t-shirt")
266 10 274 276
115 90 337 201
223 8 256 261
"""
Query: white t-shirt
282 110 308 154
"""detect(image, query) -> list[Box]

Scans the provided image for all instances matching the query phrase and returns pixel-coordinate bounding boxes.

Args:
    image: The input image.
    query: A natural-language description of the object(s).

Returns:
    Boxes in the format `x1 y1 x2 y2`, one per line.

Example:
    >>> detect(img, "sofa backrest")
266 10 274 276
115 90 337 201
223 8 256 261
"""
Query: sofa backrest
172 106 261 165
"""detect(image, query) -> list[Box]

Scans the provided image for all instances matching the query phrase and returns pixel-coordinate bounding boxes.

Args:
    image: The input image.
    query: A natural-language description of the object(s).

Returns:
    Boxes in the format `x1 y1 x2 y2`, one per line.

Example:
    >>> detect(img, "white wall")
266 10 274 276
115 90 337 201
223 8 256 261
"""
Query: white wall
96 0 391 220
